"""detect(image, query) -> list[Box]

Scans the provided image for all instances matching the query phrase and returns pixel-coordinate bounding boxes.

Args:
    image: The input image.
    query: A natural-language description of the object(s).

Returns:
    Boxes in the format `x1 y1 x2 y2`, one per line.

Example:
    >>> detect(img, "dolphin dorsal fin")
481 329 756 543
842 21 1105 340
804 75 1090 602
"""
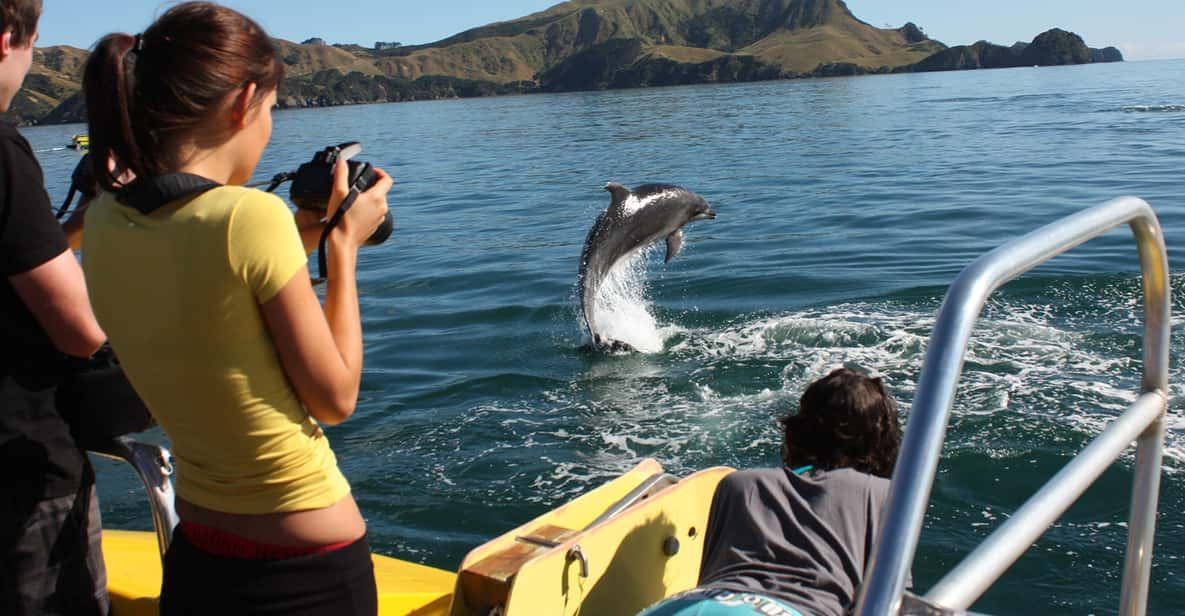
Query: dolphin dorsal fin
604 182 631 214
665 229 684 263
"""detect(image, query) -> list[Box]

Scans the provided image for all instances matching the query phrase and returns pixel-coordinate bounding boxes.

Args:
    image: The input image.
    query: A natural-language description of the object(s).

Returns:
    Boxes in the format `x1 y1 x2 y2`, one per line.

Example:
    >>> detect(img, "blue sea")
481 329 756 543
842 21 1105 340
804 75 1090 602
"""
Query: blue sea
25 59 1185 614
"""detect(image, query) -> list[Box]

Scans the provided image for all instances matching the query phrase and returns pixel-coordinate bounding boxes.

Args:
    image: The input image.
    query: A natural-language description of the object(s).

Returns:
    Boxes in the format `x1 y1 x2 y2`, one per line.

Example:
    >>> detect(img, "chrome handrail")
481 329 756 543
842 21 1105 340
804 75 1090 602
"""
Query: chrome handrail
583 472 679 530
854 197 1170 616
89 436 180 560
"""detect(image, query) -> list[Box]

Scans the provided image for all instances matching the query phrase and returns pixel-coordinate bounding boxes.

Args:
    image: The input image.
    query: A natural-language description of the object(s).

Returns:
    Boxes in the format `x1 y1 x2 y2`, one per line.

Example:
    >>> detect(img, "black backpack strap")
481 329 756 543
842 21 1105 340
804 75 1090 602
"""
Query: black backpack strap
117 173 222 214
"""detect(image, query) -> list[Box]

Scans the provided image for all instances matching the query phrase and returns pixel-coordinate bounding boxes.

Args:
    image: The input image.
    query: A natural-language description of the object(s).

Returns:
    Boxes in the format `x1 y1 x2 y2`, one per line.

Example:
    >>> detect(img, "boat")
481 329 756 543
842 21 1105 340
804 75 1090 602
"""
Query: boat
68 134 89 150
96 197 1170 615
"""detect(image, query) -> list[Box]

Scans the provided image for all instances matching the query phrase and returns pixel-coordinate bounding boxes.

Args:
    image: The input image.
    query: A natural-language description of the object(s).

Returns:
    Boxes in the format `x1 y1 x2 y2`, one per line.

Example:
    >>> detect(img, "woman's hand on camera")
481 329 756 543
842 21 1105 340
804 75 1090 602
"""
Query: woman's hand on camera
325 159 392 249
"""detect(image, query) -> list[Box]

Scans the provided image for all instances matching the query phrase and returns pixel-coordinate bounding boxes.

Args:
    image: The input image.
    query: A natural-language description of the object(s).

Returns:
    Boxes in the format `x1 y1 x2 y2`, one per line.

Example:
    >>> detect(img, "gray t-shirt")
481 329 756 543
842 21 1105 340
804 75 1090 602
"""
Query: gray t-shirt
698 467 890 616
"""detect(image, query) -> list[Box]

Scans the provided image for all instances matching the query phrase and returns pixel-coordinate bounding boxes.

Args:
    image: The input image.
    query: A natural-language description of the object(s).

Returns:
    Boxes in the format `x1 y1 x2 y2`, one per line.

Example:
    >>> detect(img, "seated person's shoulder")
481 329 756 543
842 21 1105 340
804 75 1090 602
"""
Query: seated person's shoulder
820 467 891 499
716 467 787 494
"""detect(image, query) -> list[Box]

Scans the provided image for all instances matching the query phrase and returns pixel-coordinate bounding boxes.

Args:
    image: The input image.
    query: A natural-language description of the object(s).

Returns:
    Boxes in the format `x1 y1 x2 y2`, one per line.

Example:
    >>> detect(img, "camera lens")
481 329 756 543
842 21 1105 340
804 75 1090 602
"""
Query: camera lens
367 212 394 246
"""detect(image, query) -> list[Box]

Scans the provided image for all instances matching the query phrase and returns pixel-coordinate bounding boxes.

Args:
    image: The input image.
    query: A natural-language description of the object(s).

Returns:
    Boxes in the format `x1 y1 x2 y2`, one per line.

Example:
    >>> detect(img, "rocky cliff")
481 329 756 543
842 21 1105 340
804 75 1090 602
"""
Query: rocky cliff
904 28 1122 73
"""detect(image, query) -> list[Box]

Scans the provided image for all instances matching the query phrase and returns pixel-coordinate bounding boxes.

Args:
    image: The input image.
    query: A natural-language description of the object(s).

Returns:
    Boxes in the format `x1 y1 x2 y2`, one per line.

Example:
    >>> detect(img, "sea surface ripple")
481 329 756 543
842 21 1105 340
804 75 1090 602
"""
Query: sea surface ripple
26 58 1185 614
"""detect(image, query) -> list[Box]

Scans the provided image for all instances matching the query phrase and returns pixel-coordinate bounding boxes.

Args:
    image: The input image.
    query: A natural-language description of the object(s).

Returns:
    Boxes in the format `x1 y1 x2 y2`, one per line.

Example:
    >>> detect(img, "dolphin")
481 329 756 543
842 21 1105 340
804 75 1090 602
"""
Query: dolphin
578 182 716 351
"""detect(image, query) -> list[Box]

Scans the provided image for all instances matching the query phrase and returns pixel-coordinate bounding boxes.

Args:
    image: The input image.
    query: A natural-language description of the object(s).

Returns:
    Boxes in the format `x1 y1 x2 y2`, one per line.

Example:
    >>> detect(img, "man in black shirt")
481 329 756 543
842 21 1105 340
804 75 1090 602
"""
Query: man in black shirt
0 1 110 614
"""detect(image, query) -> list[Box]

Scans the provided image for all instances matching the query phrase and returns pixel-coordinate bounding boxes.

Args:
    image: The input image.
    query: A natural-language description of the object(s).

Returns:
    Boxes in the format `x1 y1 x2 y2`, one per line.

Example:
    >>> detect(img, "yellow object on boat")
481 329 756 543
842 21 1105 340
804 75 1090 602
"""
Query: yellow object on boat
103 530 456 616
102 459 733 616
69 134 89 150
451 461 734 616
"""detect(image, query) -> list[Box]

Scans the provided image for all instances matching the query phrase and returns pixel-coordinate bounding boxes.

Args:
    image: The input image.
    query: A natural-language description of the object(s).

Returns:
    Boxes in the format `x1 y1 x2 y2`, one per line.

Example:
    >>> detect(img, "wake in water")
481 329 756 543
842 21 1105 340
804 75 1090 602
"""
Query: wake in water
1117 104 1185 113
554 275 1185 498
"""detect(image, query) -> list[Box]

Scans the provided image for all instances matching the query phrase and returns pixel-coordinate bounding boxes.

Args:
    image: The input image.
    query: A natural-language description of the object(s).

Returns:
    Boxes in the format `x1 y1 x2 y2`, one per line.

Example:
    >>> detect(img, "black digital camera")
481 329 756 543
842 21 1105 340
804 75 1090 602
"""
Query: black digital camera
289 142 392 246
55 154 99 219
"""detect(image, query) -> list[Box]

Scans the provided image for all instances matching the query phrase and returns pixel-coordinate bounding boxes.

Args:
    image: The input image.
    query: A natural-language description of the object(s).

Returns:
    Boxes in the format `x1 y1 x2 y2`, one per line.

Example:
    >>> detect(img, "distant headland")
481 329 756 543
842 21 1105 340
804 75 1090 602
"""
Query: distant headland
6 0 1123 126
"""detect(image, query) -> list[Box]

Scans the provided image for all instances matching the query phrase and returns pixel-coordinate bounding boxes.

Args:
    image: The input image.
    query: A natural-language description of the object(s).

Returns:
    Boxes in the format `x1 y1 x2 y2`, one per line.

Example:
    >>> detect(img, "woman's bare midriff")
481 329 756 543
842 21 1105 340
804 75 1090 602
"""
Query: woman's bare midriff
176 493 366 547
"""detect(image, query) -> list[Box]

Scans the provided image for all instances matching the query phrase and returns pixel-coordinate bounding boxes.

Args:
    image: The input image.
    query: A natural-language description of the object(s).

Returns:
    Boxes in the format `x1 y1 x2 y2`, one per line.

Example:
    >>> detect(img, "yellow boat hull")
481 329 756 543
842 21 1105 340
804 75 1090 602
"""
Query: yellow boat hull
103 530 456 616
103 459 732 616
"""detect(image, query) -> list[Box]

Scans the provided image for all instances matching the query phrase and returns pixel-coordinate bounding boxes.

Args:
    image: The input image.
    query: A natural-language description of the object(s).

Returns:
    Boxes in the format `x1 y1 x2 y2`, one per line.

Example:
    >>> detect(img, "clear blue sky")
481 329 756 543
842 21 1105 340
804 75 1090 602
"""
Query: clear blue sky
34 1 1184 60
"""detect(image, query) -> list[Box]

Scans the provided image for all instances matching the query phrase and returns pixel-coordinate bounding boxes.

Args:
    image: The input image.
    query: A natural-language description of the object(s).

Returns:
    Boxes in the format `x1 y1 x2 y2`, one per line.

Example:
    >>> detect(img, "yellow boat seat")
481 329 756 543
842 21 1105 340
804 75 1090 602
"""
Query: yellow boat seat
100 451 721 616
451 462 734 616
103 530 456 616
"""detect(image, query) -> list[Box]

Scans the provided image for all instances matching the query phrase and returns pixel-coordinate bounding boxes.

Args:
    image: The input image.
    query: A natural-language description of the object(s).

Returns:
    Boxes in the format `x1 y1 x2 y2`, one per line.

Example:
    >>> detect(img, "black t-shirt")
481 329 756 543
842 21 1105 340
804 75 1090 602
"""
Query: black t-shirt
0 121 85 501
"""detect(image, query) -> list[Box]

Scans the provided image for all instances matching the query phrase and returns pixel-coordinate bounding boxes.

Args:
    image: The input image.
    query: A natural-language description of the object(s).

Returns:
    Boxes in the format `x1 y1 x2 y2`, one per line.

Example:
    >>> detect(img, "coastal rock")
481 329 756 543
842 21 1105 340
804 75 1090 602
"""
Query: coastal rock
906 40 1022 72
41 91 87 125
898 22 928 45
810 62 872 77
275 69 536 108
1019 28 1091 65
538 38 645 91
903 28 1121 73
1092 46 1124 63
611 53 787 88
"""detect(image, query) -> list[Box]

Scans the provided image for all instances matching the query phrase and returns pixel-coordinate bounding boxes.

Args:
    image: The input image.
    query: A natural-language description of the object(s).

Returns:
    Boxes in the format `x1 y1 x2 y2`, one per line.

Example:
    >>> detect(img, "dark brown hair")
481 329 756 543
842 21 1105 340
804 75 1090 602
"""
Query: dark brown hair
780 367 901 478
0 0 41 47
83 2 283 189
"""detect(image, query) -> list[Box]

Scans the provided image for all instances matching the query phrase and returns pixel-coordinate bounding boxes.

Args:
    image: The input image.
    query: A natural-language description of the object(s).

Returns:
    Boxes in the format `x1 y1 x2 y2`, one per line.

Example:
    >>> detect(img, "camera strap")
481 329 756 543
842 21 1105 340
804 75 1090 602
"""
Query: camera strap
117 173 222 214
315 187 362 282
57 154 99 219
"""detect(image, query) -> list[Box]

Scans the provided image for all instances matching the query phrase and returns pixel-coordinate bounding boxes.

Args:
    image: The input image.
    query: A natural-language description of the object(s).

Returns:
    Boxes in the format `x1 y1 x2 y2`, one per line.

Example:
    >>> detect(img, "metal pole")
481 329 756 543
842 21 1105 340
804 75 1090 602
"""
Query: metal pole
927 393 1166 608
854 198 1168 615
1119 212 1171 616
90 437 179 559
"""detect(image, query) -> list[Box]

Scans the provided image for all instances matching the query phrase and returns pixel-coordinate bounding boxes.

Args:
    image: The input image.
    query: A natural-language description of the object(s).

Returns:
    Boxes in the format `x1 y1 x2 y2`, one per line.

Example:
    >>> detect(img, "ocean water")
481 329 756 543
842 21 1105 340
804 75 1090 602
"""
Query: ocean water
25 59 1185 614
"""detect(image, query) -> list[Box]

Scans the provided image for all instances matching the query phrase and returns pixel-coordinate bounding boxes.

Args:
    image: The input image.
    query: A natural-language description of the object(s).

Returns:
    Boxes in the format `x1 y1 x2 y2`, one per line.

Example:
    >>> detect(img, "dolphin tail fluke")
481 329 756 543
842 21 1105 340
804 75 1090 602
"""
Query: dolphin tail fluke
665 229 684 263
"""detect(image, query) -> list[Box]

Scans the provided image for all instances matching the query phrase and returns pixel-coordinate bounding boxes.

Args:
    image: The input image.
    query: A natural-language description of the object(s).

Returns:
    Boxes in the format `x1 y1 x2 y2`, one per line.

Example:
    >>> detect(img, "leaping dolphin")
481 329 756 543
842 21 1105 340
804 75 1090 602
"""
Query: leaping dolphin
578 182 716 351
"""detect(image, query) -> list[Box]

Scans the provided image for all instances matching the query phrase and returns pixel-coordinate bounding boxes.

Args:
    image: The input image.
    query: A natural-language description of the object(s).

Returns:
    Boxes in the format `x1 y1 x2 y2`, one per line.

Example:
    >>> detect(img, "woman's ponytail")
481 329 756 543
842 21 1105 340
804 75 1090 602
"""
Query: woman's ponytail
83 33 141 191
81 2 283 188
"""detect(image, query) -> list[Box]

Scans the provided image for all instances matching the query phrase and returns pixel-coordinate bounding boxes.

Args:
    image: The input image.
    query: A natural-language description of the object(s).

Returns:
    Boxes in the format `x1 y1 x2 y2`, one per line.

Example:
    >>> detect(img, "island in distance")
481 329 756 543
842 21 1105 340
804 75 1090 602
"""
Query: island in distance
10 0 1124 126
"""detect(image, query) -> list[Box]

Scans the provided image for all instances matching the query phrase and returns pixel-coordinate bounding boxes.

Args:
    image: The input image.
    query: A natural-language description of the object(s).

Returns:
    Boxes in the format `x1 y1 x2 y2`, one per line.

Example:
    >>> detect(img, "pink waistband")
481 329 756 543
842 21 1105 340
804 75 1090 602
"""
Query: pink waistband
179 521 355 561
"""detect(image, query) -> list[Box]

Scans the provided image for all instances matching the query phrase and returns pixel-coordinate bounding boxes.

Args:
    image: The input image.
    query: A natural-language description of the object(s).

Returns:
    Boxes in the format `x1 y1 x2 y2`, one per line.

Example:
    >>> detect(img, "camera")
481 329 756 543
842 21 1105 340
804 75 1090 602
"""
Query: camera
55 153 103 219
289 142 392 246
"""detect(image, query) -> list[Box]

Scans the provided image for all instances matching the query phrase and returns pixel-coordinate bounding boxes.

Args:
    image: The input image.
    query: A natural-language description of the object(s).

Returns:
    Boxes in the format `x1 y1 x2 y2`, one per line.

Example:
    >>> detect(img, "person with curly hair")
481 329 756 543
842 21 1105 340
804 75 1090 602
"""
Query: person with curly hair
639 367 902 616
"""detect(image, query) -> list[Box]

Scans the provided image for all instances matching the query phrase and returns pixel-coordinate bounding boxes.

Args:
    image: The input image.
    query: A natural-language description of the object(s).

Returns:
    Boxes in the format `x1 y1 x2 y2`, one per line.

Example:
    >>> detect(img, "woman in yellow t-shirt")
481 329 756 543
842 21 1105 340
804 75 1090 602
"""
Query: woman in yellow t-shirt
79 3 391 613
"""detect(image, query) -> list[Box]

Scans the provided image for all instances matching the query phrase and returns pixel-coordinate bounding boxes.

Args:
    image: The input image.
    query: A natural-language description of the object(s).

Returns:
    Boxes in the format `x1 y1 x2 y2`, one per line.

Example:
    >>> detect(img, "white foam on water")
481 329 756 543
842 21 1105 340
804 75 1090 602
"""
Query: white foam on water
1119 104 1185 113
458 276 1185 509
587 245 665 353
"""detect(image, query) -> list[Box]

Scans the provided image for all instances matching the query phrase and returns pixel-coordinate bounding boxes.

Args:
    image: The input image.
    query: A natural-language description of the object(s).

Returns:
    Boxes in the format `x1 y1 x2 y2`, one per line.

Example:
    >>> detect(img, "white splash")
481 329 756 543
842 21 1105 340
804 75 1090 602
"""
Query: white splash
587 245 665 353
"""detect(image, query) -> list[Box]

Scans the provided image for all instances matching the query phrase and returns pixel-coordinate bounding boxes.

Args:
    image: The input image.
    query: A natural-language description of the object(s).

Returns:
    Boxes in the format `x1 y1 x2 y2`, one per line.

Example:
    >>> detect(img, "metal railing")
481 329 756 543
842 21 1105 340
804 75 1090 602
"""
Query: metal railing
584 472 680 530
854 197 1171 616
90 436 179 559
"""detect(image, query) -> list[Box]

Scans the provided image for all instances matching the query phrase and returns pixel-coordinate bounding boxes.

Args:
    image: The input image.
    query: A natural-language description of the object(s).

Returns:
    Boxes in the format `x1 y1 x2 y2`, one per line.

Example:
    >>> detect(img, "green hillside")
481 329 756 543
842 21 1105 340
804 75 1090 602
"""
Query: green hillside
2 0 1119 126
359 0 943 83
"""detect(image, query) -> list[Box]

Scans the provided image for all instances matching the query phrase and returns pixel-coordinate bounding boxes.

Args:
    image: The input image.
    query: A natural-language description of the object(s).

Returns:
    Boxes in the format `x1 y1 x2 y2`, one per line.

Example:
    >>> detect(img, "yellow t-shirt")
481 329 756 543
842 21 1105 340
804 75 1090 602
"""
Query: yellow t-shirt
82 186 351 514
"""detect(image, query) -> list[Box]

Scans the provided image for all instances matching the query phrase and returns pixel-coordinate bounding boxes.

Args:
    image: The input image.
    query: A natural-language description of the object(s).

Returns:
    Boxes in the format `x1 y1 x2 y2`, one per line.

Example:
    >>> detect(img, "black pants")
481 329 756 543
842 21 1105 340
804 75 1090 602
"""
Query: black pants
0 462 108 616
160 529 377 616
